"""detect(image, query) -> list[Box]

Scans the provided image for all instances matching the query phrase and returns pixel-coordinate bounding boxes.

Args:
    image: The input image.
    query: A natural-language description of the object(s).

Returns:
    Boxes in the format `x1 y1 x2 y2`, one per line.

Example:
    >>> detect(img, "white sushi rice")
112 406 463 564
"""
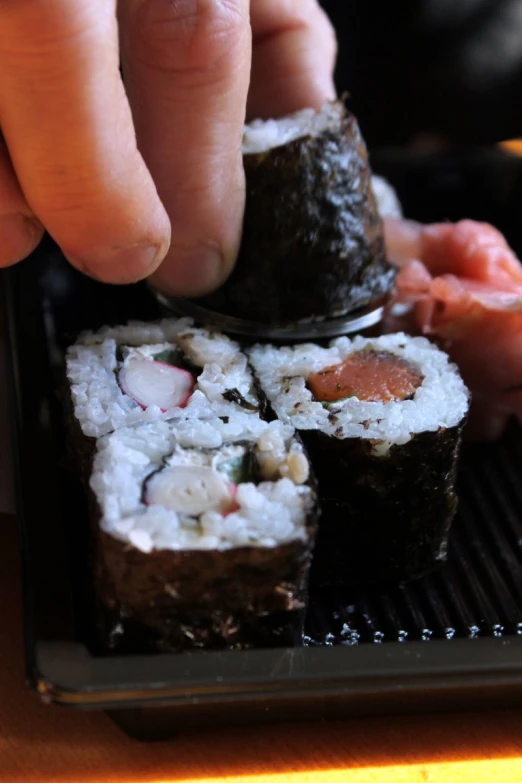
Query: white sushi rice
242 102 343 155
249 333 469 454
91 414 313 553
66 318 259 438
371 175 403 219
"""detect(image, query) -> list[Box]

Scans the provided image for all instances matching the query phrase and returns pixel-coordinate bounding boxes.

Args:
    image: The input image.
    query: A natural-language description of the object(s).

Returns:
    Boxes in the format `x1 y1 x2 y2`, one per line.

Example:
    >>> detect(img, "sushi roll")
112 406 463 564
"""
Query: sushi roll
65 318 263 474
371 175 403 219
89 414 318 652
249 333 470 586
196 101 395 326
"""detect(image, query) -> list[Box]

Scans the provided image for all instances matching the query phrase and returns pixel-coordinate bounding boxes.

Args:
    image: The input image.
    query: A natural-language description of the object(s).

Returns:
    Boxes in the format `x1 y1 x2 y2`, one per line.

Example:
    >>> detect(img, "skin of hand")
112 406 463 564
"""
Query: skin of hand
0 0 337 295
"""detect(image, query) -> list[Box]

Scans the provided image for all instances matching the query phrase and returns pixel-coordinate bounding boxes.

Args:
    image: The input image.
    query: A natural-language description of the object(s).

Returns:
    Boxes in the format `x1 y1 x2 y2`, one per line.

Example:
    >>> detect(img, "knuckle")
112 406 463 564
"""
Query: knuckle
134 0 247 81
0 1 108 59
35 187 121 242
36 185 162 260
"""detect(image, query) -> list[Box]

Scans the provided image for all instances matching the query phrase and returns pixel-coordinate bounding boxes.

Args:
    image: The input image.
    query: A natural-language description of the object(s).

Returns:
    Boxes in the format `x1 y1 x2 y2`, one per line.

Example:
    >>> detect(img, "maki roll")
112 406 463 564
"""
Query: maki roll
66 318 262 471
371 175 403 219
249 333 470 585
196 101 395 326
89 414 317 652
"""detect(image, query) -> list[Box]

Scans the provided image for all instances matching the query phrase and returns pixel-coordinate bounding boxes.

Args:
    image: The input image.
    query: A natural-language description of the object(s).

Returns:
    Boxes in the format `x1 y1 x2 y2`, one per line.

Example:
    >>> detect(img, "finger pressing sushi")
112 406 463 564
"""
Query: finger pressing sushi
249 333 470 586
385 218 522 441
195 101 395 326
89 415 318 653
66 318 263 441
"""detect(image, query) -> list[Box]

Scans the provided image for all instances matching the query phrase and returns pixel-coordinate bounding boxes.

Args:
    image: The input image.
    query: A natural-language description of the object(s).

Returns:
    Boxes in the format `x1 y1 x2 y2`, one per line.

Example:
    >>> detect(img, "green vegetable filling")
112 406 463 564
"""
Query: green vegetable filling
152 349 180 366
216 450 258 485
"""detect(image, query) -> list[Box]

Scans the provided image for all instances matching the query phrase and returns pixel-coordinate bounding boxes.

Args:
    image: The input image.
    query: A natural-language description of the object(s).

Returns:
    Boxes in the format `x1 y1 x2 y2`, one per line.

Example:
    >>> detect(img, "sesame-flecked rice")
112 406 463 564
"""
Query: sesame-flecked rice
248 333 470 453
241 102 343 155
66 318 259 438
91 414 313 553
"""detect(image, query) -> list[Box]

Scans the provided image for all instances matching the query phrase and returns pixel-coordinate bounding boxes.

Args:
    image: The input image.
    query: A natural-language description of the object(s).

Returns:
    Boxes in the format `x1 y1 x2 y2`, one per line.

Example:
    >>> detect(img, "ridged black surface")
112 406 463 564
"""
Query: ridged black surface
304 425 522 645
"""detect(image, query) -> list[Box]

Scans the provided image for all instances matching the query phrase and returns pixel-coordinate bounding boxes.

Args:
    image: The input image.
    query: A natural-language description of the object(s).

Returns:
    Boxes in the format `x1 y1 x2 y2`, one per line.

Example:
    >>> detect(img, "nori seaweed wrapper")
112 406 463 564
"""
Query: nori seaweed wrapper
303 423 465 587
90 436 319 655
94 528 317 654
197 102 395 325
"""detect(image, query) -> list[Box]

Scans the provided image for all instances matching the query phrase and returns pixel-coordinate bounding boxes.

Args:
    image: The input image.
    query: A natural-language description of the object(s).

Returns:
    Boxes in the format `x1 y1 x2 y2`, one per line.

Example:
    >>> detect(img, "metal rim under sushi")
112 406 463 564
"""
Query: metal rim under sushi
149 287 387 340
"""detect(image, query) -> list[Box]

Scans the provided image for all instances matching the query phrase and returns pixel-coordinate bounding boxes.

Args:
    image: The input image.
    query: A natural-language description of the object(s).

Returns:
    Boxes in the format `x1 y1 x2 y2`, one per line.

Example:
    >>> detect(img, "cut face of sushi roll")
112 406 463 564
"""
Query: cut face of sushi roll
195 101 395 326
249 333 470 586
66 318 261 440
89 415 317 652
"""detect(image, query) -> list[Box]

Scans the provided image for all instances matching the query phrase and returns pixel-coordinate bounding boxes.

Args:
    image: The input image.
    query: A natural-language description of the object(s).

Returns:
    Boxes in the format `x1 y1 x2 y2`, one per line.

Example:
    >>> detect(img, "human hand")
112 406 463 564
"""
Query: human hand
0 1 336 295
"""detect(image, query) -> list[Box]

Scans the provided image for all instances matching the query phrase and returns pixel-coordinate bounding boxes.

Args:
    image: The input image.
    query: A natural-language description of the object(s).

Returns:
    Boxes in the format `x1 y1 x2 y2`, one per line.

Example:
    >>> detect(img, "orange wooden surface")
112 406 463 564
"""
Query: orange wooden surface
1 513 522 783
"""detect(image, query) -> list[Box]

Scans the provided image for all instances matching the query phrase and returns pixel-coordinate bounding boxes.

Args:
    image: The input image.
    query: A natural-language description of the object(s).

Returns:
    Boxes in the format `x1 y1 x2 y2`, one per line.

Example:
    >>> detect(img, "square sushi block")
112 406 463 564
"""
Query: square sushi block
249 333 470 586
66 318 261 439
65 318 263 476
89 413 318 653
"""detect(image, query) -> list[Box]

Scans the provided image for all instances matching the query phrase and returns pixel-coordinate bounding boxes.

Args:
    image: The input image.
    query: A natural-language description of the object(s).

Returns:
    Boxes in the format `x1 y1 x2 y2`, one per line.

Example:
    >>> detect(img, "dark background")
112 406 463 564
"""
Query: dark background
320 0 522 147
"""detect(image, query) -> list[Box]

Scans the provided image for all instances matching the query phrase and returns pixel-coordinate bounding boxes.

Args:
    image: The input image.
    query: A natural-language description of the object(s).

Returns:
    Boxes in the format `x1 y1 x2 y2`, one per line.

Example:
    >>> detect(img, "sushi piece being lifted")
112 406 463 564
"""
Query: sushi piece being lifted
249 333 470 586
371 175 403 219
196 101 395 326
66 318 261 441
89 414 318 652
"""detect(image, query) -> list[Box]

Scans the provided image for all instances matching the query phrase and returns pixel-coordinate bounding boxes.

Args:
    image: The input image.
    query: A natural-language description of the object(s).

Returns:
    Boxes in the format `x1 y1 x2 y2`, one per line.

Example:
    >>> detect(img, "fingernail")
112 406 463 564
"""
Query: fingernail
66 244 164 284
150 246 224 297
0 213 42 263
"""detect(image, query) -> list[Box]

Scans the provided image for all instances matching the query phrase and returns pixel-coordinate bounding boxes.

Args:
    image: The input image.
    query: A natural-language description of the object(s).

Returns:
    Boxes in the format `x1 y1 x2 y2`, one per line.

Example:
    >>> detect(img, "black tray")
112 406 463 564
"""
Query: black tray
4 148 522 741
